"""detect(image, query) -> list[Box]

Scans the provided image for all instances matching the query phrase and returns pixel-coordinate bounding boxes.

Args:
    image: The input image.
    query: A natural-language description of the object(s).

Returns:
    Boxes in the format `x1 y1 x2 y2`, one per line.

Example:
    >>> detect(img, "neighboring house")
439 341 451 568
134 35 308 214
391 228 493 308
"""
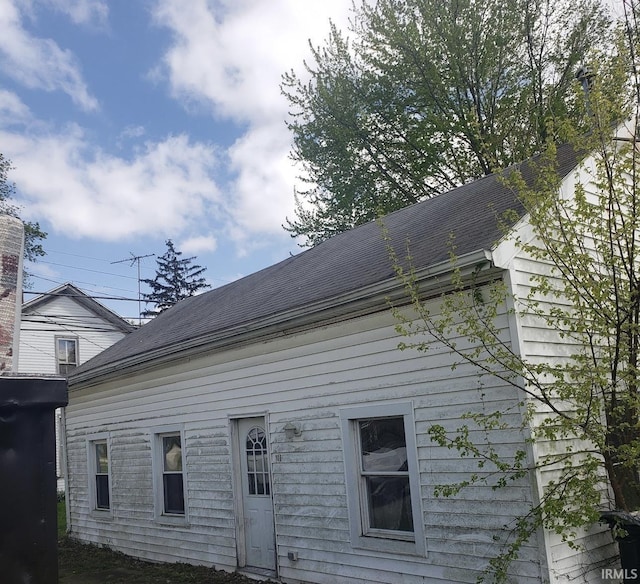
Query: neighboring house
64 143 617 583
18 283 135 490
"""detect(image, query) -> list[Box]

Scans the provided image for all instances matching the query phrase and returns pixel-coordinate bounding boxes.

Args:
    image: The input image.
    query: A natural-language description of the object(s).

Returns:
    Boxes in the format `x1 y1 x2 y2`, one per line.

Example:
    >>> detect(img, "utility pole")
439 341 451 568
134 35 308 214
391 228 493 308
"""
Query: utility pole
111 253 154 325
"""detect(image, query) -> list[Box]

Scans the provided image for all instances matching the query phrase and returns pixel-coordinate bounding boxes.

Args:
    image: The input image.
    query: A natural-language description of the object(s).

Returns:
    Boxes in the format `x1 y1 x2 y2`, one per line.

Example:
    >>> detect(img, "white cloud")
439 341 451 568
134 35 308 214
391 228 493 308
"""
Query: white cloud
151 0 352 239
119 125 146 140
1 126 223 241
153 0 350 121
0 90 31 126
42 0 109 27
179 235 218 254
25 260 60 281
0 1 354 256
0 0 98 111
227 121 299 234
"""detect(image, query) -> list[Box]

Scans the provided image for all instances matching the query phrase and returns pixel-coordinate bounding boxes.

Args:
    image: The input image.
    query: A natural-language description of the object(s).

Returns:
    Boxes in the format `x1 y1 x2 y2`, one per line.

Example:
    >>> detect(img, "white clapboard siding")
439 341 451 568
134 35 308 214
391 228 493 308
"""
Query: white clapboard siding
505 242 618 583
19 288 131 491
19 294 127 373
66 294 548 584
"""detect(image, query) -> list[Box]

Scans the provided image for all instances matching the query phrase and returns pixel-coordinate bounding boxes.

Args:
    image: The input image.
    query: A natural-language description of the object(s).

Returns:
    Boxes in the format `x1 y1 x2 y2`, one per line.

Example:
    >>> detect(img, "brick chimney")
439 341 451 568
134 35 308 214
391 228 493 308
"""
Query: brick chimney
0 215 24 372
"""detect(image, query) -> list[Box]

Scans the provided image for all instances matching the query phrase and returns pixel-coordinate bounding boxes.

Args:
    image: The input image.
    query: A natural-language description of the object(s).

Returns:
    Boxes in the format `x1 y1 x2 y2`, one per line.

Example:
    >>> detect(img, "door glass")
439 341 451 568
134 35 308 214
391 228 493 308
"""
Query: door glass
246 427 270 496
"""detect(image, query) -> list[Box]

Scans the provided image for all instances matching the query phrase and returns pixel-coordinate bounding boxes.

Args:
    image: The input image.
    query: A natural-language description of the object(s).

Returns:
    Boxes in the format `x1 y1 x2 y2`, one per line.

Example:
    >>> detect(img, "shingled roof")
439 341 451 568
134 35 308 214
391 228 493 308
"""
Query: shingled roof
23 283 135 334
69 144 580 384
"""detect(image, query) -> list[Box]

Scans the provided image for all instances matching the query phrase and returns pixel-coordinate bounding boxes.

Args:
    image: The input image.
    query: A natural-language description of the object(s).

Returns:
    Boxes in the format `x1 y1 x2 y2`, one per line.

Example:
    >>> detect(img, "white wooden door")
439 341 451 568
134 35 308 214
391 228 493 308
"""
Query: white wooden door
238 417 276 572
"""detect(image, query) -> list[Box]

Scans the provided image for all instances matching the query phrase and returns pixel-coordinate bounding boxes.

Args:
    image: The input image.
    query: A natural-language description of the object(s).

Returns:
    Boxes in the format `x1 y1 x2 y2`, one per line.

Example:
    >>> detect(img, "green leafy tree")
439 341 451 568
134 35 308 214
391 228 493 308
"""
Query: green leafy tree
282 0 612 245
387 20 640 582
141 240 210 317
0 153 47 274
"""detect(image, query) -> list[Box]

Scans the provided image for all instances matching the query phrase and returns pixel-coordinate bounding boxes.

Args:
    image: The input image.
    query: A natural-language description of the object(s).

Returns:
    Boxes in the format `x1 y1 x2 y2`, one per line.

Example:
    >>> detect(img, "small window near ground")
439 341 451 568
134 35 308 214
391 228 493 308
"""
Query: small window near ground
87 436 111 515
56 337 78 376
160 433 185 516
341 403 426 556
94 441 110 509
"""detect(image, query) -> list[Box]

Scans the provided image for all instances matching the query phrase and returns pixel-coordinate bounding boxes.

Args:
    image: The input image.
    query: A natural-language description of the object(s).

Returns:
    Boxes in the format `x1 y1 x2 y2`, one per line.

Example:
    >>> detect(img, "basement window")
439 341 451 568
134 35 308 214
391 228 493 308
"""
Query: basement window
87 435 112 516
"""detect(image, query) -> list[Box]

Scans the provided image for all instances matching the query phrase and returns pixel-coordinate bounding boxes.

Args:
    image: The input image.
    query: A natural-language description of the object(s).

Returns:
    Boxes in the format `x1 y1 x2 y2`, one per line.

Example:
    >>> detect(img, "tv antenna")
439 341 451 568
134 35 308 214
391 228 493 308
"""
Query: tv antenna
112 252 154 325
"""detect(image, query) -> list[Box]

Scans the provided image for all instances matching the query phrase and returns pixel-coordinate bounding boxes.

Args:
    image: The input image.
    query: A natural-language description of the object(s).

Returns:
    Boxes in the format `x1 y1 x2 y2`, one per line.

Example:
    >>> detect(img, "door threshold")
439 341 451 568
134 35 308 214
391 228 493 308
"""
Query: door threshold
238 567 278 581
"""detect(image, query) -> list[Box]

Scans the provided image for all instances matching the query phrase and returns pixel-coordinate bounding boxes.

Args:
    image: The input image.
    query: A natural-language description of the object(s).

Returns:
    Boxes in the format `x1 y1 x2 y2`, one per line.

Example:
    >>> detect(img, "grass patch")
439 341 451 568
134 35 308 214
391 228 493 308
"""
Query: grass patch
57 498 274 584
57 495 66 538
59 538 261 584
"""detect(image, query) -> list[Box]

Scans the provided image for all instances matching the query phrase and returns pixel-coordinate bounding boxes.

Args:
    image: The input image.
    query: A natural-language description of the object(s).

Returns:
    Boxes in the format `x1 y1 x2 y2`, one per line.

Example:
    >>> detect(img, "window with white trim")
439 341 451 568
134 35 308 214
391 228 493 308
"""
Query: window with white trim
87 436 111 514
56 337 78 376
153 430 187 520
341 403 426 556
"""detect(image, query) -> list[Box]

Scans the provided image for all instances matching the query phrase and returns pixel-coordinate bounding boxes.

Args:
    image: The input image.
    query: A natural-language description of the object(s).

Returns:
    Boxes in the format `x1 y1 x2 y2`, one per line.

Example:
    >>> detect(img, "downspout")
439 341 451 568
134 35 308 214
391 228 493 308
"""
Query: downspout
60 407 71 535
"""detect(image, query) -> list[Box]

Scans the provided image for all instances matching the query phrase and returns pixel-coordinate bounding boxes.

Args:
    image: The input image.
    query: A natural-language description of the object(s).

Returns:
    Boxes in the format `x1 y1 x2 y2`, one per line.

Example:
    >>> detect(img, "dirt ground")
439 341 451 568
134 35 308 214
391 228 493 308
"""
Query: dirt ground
58 537 274 584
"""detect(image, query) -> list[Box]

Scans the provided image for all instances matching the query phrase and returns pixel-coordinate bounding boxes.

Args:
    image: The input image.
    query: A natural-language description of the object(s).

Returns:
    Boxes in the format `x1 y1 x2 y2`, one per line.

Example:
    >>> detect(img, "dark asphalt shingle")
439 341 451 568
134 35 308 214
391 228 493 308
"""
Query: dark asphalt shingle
70 144 579 381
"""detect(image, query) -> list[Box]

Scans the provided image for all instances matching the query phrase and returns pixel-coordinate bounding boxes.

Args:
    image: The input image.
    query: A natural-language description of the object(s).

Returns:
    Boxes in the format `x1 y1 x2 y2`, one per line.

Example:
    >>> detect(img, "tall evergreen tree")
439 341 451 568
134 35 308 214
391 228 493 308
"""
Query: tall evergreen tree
141 240 210 317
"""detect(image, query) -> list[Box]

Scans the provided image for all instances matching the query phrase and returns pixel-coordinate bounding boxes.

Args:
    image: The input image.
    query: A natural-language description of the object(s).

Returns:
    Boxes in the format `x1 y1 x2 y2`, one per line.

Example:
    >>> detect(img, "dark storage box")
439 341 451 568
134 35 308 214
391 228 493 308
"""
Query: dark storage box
0 377 68 584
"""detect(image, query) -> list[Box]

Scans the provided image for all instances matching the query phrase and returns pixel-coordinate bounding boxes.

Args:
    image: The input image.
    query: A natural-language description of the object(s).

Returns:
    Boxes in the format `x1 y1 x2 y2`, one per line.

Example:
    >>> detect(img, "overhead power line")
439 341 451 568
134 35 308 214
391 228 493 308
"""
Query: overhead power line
23 291 141 302
112 253 155 325
36 260 139 280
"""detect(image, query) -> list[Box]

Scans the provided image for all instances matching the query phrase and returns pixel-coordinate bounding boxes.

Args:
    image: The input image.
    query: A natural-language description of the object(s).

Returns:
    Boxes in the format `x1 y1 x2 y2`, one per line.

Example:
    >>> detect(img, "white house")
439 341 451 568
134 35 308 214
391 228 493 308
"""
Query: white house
64 143 619 583
19 282 135 490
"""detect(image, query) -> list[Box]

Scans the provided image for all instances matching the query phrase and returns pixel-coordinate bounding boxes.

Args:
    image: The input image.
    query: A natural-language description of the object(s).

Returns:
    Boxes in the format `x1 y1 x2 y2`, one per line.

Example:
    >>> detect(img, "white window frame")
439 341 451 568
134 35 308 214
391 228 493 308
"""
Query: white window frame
56 336 78 376
87 433 113 518
152 426 188 525
340 402 426 556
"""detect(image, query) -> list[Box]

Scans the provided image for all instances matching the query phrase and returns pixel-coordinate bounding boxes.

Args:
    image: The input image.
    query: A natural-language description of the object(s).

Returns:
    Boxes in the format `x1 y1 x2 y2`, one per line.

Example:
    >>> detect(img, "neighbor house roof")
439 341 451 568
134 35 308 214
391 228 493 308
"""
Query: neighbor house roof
23 283 136 334
69 144 580 385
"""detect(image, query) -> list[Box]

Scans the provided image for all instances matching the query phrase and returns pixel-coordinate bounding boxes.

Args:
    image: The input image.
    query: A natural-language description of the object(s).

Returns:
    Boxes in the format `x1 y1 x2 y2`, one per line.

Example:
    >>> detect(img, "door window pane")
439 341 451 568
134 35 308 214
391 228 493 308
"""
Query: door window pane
246 427 270 496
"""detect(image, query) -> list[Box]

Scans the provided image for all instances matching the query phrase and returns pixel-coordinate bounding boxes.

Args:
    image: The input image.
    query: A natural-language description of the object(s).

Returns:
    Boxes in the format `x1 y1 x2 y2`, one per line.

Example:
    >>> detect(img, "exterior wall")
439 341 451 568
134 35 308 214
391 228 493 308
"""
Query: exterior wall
66 297 546 584
19 294 130 491
495 192 619 584
18 295 127 375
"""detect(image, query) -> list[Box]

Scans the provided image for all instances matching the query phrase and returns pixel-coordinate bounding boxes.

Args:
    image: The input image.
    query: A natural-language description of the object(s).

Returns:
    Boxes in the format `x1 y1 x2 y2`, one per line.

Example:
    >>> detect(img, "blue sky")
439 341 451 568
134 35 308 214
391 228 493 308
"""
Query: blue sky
0 0 352 321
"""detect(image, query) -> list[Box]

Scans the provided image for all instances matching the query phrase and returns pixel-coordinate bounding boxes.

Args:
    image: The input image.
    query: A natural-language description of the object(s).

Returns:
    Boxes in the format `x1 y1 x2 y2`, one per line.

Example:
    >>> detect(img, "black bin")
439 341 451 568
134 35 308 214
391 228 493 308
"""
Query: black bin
0 377 68 584
602 510 640 583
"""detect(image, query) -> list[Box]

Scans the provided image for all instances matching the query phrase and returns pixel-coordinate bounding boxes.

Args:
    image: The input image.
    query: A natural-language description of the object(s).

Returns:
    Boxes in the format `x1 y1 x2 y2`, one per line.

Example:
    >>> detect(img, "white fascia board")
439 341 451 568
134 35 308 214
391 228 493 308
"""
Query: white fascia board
491 158 589 270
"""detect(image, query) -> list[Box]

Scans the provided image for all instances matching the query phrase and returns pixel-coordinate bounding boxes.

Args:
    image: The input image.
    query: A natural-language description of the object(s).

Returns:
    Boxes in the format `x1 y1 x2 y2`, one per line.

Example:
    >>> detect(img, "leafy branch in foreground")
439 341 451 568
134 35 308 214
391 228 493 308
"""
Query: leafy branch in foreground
0 154 46 282
384 27 640 582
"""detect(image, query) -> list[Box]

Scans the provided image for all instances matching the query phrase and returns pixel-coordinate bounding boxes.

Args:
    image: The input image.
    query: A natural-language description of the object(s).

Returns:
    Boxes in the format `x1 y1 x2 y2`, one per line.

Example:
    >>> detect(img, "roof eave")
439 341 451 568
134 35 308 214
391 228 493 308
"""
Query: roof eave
69 248 498 389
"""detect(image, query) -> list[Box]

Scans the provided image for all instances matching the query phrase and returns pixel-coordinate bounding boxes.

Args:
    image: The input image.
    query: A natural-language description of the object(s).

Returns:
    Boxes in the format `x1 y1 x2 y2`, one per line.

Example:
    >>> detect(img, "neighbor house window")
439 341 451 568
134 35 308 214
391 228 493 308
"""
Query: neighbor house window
153 430 187 521
56 337 78 375
87 436 111 514
341 403 426 556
